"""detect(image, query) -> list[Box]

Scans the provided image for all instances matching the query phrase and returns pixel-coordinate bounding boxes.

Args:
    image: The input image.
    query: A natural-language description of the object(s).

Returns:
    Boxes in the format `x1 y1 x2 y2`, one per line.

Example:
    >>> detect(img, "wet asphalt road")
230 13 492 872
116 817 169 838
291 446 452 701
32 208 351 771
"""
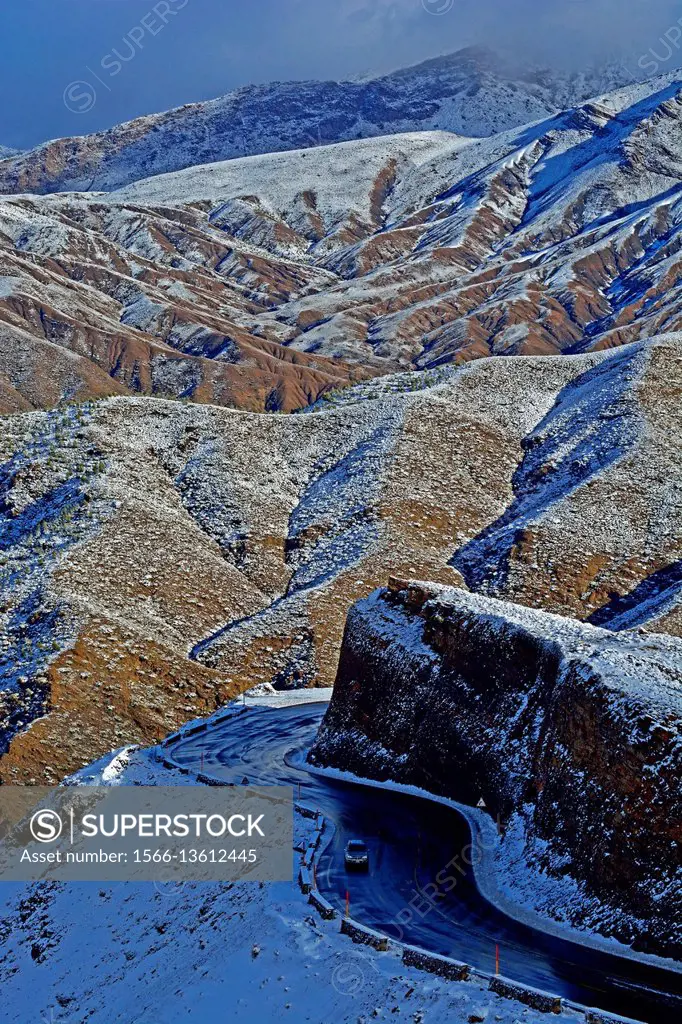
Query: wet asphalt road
170 702 682 1024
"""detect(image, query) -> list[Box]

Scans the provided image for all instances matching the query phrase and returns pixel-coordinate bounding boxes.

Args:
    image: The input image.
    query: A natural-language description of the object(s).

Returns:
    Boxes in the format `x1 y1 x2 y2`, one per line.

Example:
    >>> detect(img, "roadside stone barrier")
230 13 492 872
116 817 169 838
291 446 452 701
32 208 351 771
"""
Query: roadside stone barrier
295 803 319 820
162 704 249 748
340 917 390 951
402 945 470 981
164 720 208 744
311 820 325 848
489 975 562 1014
196 772 231 786
301 845 315 869
308 891 336 920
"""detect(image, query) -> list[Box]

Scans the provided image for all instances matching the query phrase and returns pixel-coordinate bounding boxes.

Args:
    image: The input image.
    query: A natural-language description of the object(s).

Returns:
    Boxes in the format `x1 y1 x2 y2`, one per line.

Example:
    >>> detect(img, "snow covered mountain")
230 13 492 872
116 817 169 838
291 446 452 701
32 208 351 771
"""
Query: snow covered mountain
0 132 452 414
1 65 682 787
1 332 680 783
2 44 682 1024
3 69 682 413
0 47 639 195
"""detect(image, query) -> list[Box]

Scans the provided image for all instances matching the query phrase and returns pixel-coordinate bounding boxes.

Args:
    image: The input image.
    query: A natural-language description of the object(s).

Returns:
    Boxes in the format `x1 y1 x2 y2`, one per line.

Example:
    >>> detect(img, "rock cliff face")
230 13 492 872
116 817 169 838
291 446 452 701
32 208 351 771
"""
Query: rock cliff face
310 579 682 959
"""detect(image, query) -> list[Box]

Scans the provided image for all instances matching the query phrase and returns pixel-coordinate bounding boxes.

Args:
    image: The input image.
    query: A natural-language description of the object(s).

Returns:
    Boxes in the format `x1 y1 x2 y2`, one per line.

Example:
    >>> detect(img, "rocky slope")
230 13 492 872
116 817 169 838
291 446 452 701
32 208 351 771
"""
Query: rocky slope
309 579 682 960
243 69 682 368
0 182 380 415
1 334 680 782
4 71 682 414
0 48 637 195
1 64 682 785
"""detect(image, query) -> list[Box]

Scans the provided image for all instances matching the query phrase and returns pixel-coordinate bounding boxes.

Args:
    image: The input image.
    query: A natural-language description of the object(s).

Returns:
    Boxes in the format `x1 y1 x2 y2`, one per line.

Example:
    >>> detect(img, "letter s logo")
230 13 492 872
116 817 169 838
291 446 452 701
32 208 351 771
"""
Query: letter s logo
30 809 63 843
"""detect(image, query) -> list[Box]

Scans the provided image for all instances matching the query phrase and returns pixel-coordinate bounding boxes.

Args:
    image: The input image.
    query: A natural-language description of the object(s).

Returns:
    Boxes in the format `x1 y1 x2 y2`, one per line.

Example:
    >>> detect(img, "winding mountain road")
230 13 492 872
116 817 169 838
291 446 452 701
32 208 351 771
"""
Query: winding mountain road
169 701 682 1024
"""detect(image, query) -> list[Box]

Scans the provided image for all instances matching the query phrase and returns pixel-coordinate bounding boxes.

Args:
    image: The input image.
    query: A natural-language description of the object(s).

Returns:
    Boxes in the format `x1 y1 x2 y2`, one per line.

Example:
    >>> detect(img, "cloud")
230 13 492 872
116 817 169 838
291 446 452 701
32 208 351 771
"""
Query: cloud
327 0 682 72
5 0 681 150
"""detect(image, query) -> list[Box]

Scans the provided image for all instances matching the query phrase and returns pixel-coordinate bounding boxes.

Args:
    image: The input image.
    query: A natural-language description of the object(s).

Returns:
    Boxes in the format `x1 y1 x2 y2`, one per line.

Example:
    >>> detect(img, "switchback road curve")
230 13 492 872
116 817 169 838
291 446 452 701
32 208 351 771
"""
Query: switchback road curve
169 701 682 1024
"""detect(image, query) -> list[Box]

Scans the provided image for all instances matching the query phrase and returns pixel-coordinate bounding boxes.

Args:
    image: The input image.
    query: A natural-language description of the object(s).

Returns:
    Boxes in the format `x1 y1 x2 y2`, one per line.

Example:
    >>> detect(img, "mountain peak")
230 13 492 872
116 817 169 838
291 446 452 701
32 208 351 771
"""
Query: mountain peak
0 49 643 197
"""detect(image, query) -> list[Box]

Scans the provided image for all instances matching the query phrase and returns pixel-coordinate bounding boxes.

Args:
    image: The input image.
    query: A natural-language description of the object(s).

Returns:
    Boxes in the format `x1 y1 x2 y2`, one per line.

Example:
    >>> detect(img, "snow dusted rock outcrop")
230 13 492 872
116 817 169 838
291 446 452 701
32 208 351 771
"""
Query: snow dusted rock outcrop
310 579 682 960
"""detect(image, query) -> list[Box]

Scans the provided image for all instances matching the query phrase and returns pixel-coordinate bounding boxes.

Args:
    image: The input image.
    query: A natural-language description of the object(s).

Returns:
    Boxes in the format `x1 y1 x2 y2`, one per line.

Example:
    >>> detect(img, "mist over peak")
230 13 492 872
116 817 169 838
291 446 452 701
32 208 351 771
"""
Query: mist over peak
2 0 681 149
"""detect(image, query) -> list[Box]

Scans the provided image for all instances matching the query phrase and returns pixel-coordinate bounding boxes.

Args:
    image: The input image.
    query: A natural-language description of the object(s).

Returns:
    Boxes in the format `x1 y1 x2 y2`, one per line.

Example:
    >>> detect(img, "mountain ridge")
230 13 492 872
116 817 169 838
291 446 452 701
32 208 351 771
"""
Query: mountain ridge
0 47 647 196
4 70 682 413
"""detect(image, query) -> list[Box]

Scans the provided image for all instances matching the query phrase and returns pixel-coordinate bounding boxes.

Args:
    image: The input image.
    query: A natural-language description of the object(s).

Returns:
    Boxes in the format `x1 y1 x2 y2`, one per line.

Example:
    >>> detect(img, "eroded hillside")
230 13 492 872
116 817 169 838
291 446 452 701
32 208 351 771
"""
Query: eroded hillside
1 334 680 781
3 73 682 418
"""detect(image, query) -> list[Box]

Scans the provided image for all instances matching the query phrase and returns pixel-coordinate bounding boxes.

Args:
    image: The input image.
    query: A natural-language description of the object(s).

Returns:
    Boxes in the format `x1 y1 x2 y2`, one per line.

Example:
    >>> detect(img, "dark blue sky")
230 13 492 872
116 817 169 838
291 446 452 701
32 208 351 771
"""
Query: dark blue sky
1 0 678 149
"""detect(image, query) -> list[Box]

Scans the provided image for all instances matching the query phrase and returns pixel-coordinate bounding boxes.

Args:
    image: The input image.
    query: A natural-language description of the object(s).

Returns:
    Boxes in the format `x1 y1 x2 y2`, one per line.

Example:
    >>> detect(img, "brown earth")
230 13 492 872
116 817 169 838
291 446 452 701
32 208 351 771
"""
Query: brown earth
1 334 680 780
3 81 682 417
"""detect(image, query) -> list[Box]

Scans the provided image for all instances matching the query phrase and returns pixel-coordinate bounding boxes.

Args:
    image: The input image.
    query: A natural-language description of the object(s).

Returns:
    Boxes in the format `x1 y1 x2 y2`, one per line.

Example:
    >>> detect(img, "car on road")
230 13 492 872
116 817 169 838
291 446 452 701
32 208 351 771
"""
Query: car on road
344 839 369 871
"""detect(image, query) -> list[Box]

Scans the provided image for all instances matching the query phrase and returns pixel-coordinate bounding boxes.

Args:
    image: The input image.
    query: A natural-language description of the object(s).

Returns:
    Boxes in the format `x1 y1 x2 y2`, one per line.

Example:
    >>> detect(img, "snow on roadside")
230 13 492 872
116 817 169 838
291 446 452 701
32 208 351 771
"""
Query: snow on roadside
0 697 586 1024
303 759 682 977
243 686 334 709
